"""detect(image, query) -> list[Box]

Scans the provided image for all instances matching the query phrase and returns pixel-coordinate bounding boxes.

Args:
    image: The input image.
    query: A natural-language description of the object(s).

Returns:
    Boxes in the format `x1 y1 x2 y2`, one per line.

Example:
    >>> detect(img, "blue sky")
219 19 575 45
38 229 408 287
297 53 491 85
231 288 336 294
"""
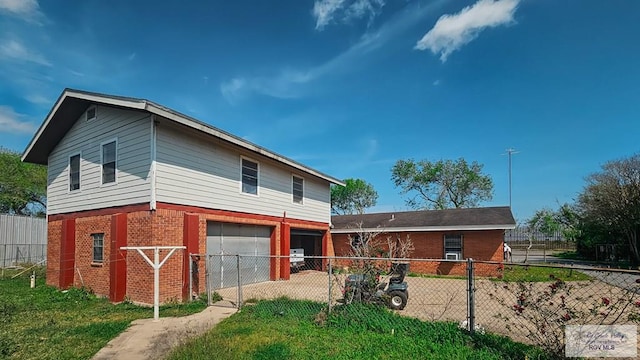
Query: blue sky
1 0 639 222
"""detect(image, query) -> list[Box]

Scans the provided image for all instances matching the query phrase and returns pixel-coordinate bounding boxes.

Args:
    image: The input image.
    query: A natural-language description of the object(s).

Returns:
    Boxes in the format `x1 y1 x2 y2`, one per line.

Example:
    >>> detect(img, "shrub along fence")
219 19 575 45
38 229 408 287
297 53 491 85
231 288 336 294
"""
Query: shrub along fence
194 255 640 357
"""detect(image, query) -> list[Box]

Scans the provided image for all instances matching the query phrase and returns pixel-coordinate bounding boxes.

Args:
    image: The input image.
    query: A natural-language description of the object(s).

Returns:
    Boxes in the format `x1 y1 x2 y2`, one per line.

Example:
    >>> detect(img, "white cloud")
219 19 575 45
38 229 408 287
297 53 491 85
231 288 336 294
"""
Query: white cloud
313 0 346 30
0 0 45 24
223 0 445 103
313 0 385 31
415 0 520 62
0 39 52 66
0 106 37 134
25 93 50 105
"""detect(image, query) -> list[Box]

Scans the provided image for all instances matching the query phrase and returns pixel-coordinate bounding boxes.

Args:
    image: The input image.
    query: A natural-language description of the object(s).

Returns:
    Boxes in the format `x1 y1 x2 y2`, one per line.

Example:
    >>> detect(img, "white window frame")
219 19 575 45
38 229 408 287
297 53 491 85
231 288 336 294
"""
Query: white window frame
68 152 81 192
444 234 463 260
240 156 259 196
92 233 104 263
292 175 304 205
101 138 118 186
86 105 97 121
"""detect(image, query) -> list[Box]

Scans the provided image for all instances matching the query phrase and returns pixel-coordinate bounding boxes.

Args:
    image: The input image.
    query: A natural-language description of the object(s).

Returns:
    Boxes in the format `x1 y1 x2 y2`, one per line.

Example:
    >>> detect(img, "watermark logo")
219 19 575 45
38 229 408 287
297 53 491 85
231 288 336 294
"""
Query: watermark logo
566 325 637 358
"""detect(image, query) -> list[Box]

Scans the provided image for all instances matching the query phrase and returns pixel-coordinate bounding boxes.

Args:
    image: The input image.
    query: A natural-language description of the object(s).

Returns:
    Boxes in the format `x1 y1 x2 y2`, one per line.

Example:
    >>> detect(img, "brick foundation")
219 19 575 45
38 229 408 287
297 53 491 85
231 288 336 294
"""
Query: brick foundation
46 203 332 305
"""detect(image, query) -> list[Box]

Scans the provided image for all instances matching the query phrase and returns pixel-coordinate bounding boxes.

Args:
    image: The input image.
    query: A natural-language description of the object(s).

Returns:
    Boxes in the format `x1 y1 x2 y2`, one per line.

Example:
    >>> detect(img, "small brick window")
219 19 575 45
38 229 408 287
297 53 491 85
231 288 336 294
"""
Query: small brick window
92 233 104 263
444 234 463 260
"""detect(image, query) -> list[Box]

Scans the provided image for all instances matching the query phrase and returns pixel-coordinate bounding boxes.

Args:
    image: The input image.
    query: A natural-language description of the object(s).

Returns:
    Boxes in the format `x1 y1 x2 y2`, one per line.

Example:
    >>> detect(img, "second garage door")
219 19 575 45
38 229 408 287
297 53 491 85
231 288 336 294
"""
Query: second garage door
206 222 271 288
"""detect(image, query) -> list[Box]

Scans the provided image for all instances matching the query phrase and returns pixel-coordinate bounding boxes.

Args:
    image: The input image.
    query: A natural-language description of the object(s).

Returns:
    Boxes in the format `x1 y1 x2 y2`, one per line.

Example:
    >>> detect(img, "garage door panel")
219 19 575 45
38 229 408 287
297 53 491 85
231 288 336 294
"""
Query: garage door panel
206 222 271 289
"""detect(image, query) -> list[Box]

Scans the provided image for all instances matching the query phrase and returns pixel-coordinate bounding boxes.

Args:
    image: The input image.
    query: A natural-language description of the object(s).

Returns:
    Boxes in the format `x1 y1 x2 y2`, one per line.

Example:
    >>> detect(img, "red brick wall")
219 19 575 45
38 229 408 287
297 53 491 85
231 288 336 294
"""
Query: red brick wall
332 229 504 277
46 204 332 305
46 220 62 287
74 216 112 295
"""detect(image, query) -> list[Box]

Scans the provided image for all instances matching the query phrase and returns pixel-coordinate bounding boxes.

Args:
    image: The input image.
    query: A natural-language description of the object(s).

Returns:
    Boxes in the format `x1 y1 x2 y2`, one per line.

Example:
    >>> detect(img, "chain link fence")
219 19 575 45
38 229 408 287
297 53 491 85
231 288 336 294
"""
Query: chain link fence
194 254 640 356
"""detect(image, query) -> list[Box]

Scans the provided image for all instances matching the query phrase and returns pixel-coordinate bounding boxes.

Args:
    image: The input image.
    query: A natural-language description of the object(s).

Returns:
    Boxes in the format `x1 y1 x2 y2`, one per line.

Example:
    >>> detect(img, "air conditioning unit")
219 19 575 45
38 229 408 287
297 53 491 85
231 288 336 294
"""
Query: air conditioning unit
445 253 459 260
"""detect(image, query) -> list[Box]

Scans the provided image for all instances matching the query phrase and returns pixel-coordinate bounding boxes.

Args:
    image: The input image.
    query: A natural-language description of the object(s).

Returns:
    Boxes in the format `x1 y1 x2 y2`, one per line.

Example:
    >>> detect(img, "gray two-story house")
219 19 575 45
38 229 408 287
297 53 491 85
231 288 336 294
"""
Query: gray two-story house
22 89 343 305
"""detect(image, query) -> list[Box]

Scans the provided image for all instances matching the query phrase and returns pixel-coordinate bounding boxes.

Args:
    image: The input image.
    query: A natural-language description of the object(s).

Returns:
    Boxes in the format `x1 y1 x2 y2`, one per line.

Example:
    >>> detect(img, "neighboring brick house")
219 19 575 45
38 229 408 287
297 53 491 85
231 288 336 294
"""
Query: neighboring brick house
331 206 516 277
22 89 343 305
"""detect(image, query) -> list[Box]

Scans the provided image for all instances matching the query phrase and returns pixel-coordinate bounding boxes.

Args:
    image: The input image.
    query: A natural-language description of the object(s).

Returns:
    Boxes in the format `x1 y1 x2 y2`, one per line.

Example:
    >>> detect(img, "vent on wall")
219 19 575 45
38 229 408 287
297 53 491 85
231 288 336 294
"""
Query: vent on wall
86 106 97 121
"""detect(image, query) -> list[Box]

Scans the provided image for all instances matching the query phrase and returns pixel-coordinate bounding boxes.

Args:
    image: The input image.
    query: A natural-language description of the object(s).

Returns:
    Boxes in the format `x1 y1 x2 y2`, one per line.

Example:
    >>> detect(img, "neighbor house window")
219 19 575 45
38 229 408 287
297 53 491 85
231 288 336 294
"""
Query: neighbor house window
241 158 258 195
444 234 463 260
92 233 104 263
292 175 304 204
69 154 80 191
101 140 117 184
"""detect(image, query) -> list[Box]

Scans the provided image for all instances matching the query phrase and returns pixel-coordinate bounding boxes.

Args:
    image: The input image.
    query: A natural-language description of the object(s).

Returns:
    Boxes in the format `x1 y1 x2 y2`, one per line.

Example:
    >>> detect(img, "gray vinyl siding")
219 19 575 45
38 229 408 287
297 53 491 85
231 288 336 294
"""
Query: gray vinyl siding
155 123 331 223
47 106 152 214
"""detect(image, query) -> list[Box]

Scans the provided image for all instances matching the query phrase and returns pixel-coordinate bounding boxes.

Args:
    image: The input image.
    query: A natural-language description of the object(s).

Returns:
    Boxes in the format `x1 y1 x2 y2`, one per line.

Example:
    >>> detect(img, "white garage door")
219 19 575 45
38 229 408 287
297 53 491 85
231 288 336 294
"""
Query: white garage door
206 222 271 288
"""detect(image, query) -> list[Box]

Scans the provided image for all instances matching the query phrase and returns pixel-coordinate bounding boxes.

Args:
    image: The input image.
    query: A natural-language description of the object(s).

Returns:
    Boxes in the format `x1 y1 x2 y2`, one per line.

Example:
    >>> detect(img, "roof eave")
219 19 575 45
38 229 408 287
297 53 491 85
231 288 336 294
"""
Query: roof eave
331 224 517 234
145 102 344 185
21 89 344 186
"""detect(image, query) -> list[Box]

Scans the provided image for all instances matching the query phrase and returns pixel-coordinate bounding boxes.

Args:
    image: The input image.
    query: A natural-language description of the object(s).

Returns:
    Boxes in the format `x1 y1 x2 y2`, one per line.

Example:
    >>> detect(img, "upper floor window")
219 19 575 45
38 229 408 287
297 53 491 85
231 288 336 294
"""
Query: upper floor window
292 175 304 204
69 154 80 191
241 158 258 195
102 140 117 184
444 234 463 260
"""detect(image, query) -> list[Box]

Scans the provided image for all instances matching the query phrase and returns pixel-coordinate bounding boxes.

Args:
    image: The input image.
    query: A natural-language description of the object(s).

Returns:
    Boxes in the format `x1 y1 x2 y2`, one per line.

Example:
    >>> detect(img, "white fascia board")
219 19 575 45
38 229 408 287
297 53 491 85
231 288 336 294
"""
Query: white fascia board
67 90 147 110
331 224 517 234
146 103 344 186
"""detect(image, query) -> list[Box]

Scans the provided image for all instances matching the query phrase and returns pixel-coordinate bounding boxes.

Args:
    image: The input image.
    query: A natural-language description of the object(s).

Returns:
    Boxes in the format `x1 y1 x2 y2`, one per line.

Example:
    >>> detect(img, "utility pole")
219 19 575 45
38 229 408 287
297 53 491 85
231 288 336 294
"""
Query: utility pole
505 148 519 208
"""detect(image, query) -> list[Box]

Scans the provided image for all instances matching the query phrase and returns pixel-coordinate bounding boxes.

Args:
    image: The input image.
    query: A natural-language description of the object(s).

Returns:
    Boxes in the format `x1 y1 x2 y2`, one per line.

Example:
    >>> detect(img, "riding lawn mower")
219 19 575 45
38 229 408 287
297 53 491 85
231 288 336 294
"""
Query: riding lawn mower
338 262 409 310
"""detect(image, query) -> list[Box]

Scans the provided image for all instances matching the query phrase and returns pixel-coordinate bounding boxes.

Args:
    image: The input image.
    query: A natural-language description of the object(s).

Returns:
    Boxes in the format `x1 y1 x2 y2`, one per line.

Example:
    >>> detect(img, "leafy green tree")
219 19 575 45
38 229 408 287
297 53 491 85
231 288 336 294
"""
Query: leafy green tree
331 178 378 215
391 158 493 210
0 147 47 216
528 204 580 241
577 154 640 263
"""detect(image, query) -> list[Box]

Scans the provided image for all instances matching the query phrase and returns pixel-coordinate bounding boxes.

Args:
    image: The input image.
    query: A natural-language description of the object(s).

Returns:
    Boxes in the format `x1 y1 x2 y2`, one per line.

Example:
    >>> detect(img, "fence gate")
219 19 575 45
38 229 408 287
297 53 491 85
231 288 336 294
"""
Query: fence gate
206 222 271 289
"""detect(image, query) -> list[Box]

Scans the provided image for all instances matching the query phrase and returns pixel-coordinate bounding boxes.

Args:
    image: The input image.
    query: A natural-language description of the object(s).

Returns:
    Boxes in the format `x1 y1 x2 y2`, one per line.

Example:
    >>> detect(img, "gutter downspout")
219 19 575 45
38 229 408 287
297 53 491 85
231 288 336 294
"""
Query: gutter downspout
150 115 157 210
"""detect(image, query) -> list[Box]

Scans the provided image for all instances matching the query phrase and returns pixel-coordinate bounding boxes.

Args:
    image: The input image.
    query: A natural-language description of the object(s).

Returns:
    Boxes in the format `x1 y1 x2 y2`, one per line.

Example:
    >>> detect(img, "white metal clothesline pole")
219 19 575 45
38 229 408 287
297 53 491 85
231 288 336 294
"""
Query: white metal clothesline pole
120 246 186 321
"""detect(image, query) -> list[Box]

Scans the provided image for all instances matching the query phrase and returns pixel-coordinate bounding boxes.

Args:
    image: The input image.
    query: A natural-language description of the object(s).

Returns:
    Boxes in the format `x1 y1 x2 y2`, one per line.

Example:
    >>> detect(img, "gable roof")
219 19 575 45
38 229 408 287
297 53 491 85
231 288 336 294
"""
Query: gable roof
21 88 344 186
331 206 516 233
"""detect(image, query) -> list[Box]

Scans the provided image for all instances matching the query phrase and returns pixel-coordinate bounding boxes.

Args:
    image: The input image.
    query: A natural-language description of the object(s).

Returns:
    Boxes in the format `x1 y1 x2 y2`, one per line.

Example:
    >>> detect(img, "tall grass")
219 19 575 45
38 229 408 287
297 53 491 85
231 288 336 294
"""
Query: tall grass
168 298 549 360
0 267 206 359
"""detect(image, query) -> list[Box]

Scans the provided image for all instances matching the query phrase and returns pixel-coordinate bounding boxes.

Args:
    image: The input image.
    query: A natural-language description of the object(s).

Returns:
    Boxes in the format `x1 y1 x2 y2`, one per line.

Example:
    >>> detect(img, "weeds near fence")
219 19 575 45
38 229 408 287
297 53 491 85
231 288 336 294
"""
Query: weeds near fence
168 298 549 360
485 265 640 358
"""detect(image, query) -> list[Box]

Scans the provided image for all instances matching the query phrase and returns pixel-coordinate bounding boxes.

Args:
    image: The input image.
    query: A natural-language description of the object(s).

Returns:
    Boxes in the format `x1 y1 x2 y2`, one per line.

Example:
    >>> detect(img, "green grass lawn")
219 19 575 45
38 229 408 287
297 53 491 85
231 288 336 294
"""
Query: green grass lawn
167 298 549 360
0 267 206 360
501 264 591 282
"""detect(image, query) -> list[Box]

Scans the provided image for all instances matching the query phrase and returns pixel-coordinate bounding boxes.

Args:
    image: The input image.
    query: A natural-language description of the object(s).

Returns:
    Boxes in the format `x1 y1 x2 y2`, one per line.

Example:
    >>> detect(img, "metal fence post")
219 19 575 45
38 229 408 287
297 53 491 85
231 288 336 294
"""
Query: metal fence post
467 258 475 334
188 253 193 302
328 258 333 314
236 255 243 309
206 255 212 306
